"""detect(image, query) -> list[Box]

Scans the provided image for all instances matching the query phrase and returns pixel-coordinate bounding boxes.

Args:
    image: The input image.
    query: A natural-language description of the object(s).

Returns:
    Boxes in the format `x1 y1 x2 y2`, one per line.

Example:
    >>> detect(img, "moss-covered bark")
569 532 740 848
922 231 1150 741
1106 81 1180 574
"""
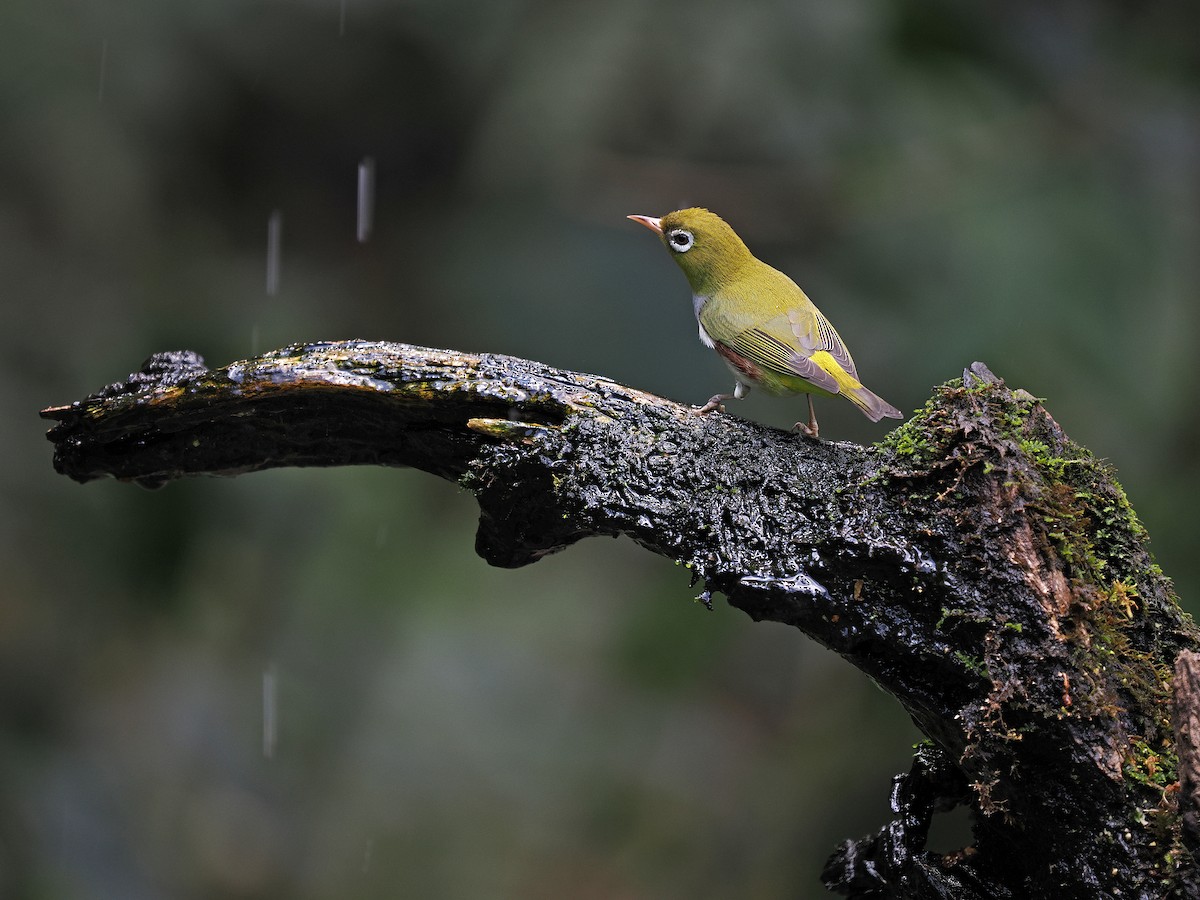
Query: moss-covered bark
41 342 1199 898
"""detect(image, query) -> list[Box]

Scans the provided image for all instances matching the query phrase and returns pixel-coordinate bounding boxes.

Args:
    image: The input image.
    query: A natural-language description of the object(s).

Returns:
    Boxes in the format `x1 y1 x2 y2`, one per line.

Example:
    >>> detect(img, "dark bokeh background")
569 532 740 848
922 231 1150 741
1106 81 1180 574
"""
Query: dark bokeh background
6 1 1199 897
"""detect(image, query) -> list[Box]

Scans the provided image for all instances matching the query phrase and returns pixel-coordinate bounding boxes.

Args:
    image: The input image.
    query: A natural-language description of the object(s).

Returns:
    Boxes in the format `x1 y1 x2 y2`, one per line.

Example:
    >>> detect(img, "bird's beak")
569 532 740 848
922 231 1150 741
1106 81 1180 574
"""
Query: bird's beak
627 214 662 234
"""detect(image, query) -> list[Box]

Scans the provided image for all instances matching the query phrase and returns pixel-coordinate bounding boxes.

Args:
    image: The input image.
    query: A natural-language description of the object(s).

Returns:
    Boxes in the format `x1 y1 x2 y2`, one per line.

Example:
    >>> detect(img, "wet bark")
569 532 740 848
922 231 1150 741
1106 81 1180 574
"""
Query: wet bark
41 340 1199 898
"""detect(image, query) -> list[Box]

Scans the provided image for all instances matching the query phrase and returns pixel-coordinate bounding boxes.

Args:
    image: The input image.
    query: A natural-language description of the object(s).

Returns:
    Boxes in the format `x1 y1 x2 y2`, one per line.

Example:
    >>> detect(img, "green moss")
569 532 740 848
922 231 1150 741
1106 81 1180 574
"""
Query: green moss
953 649 990 679
936 606 990 631
873 371 1195 890
1123 737 1177 789
1005 388 1190 876
887 422 936 460
877 391 956 464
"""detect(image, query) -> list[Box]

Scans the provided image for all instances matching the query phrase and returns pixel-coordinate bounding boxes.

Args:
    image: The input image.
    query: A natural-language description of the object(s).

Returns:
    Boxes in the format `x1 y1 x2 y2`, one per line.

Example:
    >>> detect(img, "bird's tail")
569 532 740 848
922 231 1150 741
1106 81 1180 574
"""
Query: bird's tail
811 351 904 423
846 385 903 423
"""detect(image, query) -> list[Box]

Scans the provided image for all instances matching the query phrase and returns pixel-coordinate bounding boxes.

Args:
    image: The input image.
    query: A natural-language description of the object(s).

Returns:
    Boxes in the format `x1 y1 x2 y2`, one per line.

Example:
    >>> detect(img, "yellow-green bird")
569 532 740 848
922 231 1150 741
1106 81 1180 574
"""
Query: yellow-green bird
628 208 902 438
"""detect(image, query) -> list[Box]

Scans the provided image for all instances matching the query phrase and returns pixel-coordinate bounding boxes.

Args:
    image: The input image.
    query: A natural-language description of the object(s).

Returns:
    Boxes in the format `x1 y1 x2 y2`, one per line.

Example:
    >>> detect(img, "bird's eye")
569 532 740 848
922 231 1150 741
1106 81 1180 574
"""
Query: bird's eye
668 229 694 253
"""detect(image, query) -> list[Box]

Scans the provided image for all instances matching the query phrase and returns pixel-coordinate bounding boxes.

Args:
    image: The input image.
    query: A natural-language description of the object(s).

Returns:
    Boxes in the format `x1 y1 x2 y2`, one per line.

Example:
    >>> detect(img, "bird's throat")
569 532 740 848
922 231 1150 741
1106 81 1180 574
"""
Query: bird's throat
692 294 715 348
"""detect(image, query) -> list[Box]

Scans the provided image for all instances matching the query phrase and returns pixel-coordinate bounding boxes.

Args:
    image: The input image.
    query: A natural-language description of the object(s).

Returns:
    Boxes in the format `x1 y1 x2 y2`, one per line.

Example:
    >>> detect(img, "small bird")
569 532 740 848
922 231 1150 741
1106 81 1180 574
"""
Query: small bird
628 208 902 438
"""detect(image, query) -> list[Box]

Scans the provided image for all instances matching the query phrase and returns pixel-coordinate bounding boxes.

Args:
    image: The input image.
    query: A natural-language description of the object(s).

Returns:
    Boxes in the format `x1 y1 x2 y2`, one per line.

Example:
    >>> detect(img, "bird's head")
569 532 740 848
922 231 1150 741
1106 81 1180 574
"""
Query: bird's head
628 207 754 295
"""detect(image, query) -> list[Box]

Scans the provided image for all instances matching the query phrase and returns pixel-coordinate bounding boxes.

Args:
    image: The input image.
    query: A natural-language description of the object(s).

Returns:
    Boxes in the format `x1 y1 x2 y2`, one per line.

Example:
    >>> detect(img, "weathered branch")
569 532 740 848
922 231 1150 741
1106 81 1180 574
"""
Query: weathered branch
41 340 1198 898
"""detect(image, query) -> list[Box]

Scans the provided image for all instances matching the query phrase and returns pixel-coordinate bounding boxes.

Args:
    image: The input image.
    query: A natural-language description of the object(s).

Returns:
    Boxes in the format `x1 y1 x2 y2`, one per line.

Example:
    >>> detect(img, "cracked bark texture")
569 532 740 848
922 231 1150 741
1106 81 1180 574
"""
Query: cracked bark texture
41 340 1199 898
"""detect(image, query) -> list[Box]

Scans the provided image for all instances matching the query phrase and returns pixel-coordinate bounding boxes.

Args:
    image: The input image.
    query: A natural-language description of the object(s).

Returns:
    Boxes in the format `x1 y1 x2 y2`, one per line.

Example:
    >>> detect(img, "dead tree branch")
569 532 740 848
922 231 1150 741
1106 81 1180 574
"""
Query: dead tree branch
41 340 1198 898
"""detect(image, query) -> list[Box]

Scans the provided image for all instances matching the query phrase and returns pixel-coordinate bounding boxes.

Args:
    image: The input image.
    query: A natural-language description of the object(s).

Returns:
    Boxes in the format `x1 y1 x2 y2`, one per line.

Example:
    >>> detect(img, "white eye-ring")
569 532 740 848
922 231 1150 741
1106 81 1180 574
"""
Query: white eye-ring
667 229 694 253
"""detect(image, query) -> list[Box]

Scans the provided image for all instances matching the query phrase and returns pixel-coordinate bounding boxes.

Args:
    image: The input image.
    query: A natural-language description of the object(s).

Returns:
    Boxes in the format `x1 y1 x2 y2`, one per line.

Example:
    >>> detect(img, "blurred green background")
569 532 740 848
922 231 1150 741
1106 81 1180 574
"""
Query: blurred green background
6 1 1199 897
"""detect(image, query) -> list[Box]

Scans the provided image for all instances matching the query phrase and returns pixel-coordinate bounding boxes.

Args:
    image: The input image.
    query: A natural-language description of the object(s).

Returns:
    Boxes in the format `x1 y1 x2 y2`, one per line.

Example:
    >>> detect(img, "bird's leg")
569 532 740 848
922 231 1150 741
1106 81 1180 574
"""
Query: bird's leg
792 395 820 439
696 382 749 416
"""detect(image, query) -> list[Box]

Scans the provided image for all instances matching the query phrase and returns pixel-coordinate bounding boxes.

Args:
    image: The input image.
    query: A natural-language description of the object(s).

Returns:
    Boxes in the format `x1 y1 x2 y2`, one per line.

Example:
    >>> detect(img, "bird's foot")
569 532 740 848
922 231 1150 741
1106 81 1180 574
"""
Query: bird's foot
791 421 820 440
793 395 820 439
695 393 732 416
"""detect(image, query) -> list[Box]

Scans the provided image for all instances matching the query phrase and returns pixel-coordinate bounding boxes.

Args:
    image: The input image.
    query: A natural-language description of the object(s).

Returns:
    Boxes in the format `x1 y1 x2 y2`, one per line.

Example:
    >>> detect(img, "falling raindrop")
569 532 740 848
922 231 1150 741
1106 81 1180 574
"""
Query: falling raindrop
266 210 283 295
356 157 375 243
339 0 347 36
97 39 108 103
262 664 278 759
250 324 260 356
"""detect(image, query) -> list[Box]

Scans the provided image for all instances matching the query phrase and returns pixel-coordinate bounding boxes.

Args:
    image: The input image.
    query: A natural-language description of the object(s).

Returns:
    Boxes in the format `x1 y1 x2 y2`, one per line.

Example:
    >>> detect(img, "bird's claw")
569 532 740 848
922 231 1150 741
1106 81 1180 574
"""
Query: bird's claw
792 421 820 440
696 393 734 416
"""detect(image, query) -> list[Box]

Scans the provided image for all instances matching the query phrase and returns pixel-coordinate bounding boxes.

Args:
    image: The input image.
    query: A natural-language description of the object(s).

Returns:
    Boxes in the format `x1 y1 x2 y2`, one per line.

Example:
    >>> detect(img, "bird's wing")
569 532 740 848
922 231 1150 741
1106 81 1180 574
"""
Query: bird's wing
725 325 842 394
786 306 861 382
